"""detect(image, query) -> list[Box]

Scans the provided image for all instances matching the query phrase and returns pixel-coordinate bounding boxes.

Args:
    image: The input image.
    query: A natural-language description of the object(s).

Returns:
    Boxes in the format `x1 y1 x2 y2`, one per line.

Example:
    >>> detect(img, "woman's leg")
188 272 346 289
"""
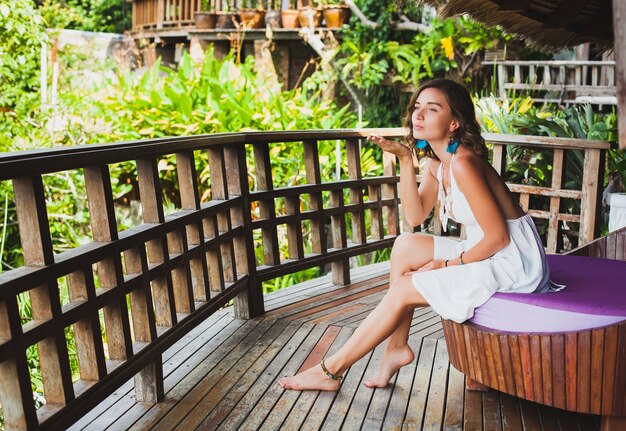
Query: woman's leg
278 275 426 390
278 234 433 391
364 233 434 387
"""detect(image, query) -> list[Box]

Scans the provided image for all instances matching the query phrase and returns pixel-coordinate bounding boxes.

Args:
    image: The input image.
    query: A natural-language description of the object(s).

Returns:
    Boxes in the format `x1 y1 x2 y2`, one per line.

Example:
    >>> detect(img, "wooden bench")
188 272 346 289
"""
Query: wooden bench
441 227 626 431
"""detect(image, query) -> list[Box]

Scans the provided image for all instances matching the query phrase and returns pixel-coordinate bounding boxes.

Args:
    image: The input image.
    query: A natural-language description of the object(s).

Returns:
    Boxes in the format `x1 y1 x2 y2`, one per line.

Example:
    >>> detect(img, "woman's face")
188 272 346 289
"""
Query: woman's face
411 87 458 141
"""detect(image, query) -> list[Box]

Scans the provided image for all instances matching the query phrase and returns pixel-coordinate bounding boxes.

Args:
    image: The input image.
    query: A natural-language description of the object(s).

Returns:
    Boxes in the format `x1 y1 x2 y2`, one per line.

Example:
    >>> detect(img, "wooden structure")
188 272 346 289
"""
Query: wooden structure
424 0 626 149
442 227 626 431
0 129 612 430
63 262 600 430
486 60 617 106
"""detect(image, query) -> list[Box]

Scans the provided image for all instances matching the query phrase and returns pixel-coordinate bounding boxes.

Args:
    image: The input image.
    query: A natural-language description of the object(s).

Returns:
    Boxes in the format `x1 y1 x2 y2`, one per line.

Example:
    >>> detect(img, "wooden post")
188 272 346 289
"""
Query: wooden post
382 151 399 236
252 142 281 266
225 144 262 318
303 140 326 255
614 0 626 149
85 166 133 361
0 296 38 430
206 148 227 296
330 188 350 285
12 176 74 415
580 148 605 247
134 159 172 402
346 139 367 245
177 151 210 303
547 149 564 253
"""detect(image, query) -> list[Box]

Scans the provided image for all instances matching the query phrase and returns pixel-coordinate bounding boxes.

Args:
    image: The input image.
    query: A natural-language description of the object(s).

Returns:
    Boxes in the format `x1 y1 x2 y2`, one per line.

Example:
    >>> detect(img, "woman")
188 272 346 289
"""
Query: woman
278 78 554 391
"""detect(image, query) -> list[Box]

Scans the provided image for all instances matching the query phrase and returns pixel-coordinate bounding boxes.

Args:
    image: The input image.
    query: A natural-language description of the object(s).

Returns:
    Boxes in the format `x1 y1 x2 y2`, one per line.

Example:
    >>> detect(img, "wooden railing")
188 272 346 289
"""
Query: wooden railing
133 0 206 31
485 60 617 106
0 130 610 430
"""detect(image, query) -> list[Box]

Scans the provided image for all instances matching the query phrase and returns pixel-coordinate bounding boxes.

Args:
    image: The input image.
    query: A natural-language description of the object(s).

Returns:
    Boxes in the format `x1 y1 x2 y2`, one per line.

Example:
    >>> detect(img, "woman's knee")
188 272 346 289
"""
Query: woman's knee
387 275 427 307
391 233 432 259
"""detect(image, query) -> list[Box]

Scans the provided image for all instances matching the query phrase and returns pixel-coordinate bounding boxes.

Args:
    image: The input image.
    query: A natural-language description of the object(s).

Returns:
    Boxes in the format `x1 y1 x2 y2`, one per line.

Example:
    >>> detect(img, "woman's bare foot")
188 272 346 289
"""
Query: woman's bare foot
364 344 414 388
278 364 342 391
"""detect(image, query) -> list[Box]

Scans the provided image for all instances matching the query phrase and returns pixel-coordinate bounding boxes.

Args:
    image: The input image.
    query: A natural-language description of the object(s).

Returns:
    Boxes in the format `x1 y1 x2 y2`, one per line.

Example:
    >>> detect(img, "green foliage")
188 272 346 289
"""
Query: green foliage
61 0 131 34
0 0 47 114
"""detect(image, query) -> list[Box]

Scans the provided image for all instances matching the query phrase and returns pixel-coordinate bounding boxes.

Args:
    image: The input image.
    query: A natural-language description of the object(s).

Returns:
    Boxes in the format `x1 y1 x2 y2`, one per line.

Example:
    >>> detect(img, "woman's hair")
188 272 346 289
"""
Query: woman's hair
402 78 488 161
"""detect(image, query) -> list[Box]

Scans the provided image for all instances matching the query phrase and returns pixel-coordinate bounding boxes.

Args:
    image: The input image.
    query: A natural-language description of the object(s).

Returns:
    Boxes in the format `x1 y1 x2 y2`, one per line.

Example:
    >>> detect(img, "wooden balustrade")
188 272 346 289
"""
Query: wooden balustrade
484 60 617 106
0 129 611 430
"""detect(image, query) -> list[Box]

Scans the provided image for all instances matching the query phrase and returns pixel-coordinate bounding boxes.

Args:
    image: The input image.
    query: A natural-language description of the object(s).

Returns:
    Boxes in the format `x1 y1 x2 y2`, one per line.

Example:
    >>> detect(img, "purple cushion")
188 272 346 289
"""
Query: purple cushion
469 255 626 333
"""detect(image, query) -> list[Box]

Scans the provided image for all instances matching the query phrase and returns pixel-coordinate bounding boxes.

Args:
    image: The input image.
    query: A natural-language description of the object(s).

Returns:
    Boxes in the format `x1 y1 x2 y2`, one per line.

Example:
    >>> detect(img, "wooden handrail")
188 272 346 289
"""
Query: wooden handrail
0 129 610 430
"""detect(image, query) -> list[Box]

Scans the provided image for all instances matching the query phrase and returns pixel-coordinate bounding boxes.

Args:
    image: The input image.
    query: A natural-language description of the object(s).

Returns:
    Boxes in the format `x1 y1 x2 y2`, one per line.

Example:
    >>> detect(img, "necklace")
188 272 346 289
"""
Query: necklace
438 163 454 232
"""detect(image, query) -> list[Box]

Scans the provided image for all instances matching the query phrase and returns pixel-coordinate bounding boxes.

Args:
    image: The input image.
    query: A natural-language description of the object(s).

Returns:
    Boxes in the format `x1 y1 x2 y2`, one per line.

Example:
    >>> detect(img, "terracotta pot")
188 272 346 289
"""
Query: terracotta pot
281 9 300 29
216 11 237 29
194 12 218 29
239 9 266 29
298 7 322 28
265 9 281 28
323 5 349 28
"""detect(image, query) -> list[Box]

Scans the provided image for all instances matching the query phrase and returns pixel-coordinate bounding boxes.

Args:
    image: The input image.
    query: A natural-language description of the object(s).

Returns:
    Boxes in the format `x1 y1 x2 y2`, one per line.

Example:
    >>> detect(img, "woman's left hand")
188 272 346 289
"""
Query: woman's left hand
417 259 447 272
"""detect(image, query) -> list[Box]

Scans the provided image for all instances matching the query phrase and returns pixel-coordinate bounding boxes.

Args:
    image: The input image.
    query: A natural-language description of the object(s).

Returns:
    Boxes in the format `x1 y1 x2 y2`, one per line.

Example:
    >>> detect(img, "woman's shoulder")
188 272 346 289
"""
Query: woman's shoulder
424 158 441 178
451 150 485 177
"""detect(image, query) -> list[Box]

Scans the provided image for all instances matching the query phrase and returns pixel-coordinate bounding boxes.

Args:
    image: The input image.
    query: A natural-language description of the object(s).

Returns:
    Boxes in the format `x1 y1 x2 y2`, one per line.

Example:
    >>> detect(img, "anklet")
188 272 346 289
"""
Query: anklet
320 359 343 381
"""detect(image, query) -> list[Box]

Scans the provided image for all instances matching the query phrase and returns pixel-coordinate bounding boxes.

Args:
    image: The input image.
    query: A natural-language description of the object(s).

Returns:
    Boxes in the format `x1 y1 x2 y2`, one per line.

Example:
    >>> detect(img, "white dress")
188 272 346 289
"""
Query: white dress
411 155 553 323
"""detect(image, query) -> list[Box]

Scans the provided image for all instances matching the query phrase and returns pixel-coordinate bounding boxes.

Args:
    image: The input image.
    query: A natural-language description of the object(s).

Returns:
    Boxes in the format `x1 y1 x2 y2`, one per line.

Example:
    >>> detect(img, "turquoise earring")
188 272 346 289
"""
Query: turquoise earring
446 135 459 154
416 139 429 149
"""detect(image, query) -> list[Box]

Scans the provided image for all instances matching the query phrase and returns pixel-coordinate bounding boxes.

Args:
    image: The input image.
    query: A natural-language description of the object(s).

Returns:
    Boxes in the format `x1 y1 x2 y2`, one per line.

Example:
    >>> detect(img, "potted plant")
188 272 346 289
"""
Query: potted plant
194 0 218 29
216 0 237 29
320 0 349 28
238 0 266 29
265 0 282 28
281 0 300 29
298 0 322 28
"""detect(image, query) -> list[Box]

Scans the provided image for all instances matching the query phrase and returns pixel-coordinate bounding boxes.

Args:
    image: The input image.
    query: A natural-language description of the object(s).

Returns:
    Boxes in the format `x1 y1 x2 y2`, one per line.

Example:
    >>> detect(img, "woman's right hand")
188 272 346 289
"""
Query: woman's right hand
367 135 413 160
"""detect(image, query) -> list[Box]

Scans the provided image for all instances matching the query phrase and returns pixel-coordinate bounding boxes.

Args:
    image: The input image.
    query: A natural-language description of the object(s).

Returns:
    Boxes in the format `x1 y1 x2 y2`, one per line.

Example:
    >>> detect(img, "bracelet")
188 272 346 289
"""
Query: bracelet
444 259 449 267
459 251 465 266
320 359 343 381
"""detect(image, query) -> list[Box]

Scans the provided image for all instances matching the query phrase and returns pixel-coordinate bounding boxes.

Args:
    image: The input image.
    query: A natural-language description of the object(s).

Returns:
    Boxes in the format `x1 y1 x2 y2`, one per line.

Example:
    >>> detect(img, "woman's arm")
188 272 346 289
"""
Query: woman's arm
398 156 438 226
367 136 437 226
447 155 510 266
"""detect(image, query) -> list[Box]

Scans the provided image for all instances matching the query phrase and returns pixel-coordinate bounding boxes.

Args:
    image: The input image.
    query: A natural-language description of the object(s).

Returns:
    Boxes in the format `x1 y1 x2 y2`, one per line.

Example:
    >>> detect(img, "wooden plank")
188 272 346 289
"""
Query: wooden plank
482 390 503 431
381 334 422 430
339 341 386 430
463 388 483 431
577 330 592 413
535 404 559 431
551 333 566 410
80 313 242 430
529 335 543 404
404 337 437 430
590 328 605 414
312 346 372 430
286 326 354 431
518 399 542 431
565 332 578 412
148 318 279 431
540 335 553 407
184 320 303 430
518 336 534 402
443 362 465 431
499 393 523 431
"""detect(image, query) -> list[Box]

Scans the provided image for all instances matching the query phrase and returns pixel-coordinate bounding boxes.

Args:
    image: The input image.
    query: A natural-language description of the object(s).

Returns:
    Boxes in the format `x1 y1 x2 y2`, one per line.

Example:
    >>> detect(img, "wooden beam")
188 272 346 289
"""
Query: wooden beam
494 0 533 12
615 0 626 149
578 3 613 39
542 0 588 29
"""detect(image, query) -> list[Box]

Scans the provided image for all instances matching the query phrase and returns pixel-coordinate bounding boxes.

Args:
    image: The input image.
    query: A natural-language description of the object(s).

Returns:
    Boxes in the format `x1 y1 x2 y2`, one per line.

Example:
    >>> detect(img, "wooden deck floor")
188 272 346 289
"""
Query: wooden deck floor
70 262 600 430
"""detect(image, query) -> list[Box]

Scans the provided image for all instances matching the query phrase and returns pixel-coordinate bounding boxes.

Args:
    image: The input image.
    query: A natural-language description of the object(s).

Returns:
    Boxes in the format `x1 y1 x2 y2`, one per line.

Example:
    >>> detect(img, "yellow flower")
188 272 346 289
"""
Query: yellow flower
441 36 454 60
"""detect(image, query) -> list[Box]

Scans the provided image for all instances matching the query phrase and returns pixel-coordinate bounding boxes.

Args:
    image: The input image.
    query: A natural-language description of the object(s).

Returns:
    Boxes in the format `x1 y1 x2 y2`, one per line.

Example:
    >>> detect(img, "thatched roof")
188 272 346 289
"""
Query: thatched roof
412 0 614 52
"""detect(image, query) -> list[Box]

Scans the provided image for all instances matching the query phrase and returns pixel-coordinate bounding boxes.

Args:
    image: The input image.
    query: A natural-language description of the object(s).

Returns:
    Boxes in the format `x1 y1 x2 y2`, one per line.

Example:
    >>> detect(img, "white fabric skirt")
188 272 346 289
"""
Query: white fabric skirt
411 214 550 323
